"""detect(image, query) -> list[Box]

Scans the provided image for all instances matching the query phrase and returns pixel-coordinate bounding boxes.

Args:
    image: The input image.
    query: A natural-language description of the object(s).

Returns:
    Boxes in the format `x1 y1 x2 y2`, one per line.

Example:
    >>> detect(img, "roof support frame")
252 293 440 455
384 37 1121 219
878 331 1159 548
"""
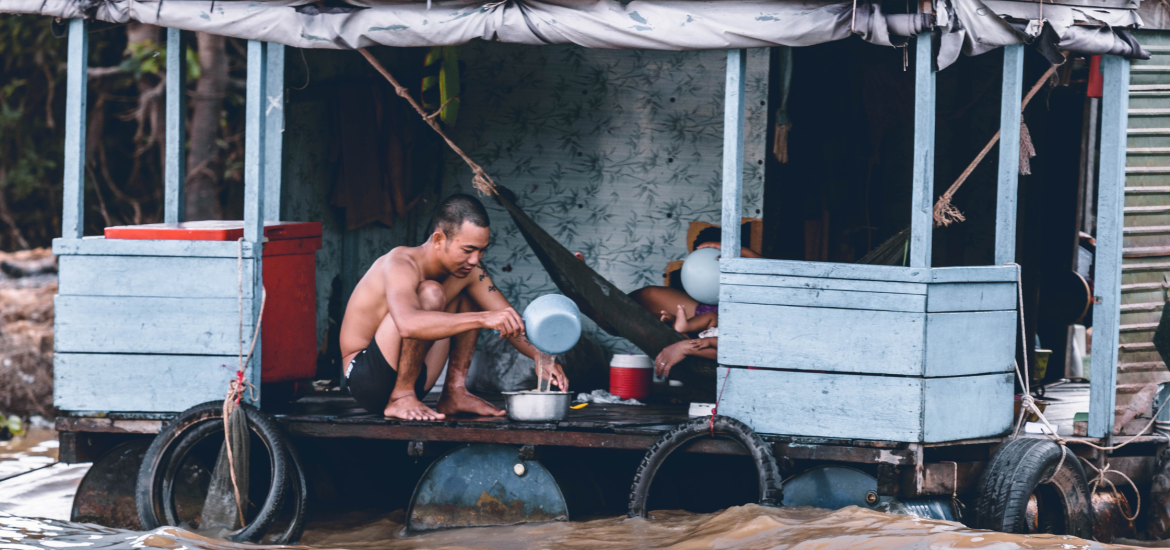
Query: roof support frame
1089 54 1130 440
62 18 88 240
995 44 1024 266
721 48 747 260
910 32 936 268
165 27 187 224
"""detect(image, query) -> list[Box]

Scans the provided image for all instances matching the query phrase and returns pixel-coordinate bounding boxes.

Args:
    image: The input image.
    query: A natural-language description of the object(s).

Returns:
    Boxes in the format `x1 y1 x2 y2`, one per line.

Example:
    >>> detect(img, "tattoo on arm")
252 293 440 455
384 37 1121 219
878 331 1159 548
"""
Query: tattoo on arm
488 285 497 293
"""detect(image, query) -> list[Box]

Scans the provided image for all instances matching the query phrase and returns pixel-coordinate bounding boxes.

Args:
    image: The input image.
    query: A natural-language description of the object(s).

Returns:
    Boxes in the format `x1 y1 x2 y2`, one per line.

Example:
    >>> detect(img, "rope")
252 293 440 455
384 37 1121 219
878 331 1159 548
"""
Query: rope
933 65 1058 227
711 362 732 438
358 49 497 197
942 460 963 519
1008 262 1170 451
1001 263 1169 522
223 238 266 528
1080 456 1141 521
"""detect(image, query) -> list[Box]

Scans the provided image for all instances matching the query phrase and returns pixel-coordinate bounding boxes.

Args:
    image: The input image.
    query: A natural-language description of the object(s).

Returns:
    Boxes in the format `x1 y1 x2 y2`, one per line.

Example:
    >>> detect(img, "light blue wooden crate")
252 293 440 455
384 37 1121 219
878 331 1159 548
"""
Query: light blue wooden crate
715 367 1014 443
54 242 258 413
55 353 246 412
717 260 1016 378
715 259 1017 443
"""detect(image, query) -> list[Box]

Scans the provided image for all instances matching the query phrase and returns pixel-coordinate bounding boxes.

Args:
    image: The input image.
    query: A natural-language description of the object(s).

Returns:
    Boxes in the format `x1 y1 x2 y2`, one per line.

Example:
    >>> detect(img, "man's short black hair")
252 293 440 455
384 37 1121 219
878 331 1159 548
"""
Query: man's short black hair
427 194 490 239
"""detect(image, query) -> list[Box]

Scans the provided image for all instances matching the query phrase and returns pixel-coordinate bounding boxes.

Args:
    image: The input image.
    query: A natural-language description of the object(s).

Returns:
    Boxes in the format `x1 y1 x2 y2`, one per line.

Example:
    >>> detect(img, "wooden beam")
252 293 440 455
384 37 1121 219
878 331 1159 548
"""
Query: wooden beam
244 40 268 405
62 18 88 239
910 33 935 268
165 28 187 224
1090 55 1130 439
244 40 267 243
994 44 1024 265
264 42 284 222
721 49 746 259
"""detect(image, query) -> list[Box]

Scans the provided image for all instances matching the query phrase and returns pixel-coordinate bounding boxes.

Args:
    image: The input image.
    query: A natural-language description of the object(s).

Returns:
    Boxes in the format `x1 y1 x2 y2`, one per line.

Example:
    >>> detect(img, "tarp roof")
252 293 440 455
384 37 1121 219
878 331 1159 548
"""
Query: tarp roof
0 0 1148 68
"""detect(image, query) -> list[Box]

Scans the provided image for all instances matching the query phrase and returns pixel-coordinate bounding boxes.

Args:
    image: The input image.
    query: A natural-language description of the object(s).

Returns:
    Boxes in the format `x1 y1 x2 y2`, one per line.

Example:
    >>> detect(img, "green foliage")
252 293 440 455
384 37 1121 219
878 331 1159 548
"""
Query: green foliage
124 39 164 78
0 14 67 248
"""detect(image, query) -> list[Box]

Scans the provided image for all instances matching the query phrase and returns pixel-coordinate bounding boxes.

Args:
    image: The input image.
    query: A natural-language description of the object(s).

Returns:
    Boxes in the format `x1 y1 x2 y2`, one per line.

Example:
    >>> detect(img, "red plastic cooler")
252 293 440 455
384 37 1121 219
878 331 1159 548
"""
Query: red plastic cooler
104 221 322 383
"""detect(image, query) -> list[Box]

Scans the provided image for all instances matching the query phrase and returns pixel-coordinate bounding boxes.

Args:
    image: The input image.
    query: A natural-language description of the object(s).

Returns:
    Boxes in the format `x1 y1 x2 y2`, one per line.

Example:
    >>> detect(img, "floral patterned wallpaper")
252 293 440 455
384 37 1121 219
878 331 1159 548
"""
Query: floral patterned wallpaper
285 43 769 366
439 43 769 355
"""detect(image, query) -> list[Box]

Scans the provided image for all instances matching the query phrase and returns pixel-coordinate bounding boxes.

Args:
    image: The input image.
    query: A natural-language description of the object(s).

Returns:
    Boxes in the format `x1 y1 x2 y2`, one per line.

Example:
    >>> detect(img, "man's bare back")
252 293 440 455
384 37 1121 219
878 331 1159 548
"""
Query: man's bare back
338 194 567 421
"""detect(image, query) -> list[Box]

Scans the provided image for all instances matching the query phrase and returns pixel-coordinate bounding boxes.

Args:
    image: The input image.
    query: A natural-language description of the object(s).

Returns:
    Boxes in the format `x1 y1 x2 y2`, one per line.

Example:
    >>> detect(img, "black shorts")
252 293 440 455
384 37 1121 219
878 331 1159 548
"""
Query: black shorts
345 336 428 414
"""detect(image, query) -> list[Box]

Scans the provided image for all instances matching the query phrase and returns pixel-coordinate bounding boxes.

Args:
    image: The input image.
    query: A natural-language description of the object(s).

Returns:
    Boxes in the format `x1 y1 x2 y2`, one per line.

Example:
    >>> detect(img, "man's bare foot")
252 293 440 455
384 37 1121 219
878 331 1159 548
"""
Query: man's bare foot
384 394 446 421
437 386 506 417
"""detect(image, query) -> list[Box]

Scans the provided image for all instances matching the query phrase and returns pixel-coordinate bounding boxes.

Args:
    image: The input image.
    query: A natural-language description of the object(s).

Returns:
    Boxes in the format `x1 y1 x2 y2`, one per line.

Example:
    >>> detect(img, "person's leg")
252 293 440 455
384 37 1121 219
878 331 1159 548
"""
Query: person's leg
629 286 700 320
437 292 506 416
380 280 446 420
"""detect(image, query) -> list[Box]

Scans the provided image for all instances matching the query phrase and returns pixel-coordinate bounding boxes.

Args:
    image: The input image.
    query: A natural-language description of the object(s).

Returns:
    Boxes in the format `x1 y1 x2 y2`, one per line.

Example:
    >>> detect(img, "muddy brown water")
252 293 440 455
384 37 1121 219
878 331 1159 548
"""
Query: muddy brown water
0 431 1141 550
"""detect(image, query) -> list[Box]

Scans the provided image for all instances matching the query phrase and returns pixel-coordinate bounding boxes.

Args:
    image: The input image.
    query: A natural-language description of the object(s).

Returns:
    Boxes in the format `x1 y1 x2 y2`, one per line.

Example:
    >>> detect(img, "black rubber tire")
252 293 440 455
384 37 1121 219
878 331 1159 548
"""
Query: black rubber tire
270 439 308 544
136 401 289 543
974 438 1093 538
627 415 782 518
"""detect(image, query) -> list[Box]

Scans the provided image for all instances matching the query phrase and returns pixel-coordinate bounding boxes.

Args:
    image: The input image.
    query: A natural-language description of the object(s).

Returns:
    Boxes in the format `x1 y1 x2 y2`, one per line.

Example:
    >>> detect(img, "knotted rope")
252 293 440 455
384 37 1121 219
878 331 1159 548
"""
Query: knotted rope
358 49 498 198
933 64 1056 227
1080 456 1141 521
1006 262 1170 517
223 238 266 528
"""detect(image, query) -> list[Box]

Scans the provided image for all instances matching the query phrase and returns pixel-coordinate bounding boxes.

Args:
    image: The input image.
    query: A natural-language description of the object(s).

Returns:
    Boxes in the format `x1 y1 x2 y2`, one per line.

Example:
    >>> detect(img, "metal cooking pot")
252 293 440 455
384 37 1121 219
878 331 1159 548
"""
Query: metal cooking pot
501 391 571 422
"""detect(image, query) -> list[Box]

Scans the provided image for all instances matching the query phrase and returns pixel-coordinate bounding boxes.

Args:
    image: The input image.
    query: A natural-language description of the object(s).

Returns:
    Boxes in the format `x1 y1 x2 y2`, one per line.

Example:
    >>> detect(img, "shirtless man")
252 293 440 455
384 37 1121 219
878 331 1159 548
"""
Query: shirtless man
340 194 568 420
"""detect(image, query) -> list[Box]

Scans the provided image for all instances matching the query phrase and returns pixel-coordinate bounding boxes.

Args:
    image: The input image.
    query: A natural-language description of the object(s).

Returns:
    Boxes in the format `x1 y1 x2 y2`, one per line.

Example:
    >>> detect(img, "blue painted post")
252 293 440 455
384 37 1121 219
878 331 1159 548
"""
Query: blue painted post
244 40 268 405
62 18 88 239
910 33 935 268
165 28 187 224
264 43 284 222
994 45 1024 266
721 49 746 259
1089 55 1130 439
245 40 267 244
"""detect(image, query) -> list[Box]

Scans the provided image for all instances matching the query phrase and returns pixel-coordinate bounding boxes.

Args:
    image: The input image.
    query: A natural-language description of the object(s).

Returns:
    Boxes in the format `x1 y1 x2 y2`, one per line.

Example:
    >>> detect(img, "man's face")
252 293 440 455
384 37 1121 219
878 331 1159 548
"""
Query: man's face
436 221 489 278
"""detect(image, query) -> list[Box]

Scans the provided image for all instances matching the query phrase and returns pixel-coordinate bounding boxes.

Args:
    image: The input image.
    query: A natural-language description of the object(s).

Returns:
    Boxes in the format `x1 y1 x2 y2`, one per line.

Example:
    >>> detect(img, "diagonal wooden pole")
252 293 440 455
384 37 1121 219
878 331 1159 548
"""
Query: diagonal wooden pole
358 48 497 197
933 63 1058 227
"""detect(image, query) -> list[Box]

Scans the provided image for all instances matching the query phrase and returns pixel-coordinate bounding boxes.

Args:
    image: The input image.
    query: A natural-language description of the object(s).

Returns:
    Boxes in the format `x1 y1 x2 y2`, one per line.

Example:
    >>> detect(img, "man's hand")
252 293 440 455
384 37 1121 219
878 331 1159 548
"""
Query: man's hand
538 361 569 392
481 307 525 339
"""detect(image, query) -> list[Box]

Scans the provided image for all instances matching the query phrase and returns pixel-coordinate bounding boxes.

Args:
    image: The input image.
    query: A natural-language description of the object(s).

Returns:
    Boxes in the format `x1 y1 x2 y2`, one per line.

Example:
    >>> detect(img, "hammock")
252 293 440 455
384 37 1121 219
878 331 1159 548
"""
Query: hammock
356 50 717 393
493 186 718 393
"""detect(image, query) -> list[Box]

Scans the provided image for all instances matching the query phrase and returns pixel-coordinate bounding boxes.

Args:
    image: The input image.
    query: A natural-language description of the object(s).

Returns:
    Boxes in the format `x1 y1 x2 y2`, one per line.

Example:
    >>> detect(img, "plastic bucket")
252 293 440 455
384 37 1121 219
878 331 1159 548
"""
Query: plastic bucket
522 294 582 355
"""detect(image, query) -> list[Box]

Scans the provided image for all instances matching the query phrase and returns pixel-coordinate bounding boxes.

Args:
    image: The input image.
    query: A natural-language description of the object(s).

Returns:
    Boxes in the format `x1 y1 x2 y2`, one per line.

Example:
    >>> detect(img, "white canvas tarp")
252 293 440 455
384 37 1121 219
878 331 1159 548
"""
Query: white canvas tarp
0 0 1146 67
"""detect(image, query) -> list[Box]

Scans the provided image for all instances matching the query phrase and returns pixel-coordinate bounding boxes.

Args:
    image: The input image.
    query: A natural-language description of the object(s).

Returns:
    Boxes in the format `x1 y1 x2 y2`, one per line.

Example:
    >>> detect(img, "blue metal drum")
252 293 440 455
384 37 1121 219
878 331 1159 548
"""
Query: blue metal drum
407 444 569 531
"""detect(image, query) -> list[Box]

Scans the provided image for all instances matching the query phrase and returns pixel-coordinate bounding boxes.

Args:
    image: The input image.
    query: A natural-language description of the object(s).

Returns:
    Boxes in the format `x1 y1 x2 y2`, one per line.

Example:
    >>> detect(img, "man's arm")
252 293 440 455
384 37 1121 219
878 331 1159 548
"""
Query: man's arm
385 259 523 341
466 265 569 390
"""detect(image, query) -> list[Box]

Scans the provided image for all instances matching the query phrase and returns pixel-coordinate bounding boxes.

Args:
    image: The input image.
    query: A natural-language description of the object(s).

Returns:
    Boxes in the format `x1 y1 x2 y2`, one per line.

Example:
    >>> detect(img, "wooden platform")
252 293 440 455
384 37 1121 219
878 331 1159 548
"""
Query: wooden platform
54 384 1170 498
57 393 922 461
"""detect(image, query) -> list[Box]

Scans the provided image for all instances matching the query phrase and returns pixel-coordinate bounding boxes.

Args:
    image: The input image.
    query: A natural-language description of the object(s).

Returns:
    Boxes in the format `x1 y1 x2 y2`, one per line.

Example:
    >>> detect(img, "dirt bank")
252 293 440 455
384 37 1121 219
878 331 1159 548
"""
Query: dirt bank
0 248 56 417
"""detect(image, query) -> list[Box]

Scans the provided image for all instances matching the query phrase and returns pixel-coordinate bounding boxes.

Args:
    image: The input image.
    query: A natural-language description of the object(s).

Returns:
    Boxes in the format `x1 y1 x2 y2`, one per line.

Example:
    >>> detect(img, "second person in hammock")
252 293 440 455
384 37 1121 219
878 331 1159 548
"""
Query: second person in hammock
338 194 569 421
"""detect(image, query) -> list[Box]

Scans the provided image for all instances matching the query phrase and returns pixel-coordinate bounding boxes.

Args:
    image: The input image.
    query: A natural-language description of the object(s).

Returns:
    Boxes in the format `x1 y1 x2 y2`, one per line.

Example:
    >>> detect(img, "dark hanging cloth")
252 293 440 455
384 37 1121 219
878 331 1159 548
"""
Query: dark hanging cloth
332 80 433 230
332 83 396 229
492 186 717 395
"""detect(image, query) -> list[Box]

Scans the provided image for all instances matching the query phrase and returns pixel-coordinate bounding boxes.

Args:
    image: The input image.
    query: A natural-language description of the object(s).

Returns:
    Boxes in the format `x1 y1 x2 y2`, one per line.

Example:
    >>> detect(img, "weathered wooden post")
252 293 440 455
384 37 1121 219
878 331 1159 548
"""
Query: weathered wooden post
244 40 268 404
165 27 187 224
995 44 1024 266
910 32 935 268
721 49 746 258
1089 54 1131 439
62 18 88 239
265 43 284 223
